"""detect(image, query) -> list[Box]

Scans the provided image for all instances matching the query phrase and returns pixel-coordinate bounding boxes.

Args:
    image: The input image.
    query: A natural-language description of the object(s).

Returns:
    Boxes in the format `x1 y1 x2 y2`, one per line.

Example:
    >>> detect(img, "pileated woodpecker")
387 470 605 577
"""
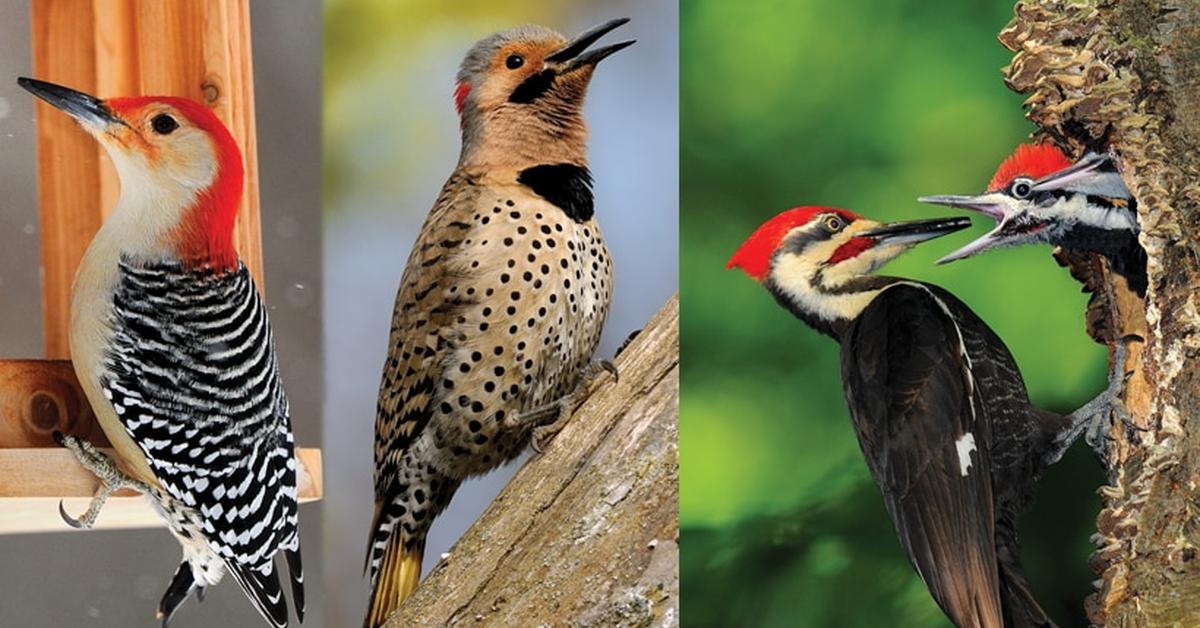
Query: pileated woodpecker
920 144 1138 456
919 143 1145 296
727 207 1118 628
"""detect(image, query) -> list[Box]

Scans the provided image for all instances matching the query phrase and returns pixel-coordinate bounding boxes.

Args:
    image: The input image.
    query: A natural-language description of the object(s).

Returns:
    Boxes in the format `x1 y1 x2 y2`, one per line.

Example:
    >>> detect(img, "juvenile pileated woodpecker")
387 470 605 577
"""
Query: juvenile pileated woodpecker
728 207 1119 628
920 144 1138 455
920 143 1144 295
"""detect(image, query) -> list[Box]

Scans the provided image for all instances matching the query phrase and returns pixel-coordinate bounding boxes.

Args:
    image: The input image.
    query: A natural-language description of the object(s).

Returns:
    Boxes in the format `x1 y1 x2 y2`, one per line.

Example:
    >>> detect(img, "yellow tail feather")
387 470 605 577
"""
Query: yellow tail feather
365 536 423 628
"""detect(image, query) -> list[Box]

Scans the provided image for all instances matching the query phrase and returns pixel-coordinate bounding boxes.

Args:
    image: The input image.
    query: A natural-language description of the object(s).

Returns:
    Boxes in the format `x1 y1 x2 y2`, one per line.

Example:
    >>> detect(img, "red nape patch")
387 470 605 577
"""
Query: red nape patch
828 236 876 264
987 143 1072 192
454 82 471 119
109 96 244 271
727 206 861 280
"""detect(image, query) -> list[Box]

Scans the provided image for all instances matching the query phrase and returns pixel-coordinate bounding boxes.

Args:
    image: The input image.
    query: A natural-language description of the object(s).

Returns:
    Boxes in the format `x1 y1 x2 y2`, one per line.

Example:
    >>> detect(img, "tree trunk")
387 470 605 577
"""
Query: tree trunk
1000 1 1200 625
385 297 680 628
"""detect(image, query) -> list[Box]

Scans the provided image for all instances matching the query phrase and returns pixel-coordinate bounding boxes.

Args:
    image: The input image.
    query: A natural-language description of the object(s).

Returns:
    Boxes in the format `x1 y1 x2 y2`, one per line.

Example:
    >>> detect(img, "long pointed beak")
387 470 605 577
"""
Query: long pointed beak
546 17 635 70
858 216 972 246
18 77 124 131
918 192 1038 264
917 193 1008 220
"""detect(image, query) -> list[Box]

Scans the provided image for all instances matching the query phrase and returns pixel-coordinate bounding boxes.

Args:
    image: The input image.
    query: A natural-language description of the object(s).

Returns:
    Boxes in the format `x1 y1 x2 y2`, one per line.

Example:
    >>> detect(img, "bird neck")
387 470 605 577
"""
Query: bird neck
767 274 901 339
458 105 589 174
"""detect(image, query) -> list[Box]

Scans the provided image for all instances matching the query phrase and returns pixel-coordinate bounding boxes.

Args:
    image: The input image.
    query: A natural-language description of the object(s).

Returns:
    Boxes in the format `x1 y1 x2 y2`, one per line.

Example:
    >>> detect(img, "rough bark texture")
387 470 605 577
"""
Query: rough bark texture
384 297 679 628
1001 1 1200 625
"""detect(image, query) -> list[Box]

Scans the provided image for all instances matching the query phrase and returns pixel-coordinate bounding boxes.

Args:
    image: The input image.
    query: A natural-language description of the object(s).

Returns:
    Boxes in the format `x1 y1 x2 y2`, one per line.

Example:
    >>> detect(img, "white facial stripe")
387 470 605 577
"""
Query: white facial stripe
1040 193 1137 232
772 248 883 322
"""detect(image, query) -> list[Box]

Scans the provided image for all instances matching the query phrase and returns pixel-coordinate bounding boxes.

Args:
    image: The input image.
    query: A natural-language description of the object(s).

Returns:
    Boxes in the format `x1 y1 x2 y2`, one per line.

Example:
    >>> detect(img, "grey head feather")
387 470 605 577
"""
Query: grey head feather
457 24 563 86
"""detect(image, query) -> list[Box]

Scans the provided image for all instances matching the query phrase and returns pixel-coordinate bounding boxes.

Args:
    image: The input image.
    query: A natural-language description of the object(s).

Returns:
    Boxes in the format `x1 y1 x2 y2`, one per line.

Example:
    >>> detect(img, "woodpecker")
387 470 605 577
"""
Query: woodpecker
728 207 1124 628
920 143 1144 295
20 78 304 628
364 19 629 626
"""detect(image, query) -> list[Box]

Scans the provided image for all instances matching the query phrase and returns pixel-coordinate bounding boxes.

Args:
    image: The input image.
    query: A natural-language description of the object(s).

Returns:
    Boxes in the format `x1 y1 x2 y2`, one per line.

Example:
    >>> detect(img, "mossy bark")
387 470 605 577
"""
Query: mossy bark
384 297 679 627
1001 1 1200 625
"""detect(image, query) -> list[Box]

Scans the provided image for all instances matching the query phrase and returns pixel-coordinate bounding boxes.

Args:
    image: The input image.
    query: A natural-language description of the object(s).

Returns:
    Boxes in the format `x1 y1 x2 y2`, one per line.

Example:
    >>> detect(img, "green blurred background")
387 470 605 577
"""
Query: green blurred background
680 0 1107 626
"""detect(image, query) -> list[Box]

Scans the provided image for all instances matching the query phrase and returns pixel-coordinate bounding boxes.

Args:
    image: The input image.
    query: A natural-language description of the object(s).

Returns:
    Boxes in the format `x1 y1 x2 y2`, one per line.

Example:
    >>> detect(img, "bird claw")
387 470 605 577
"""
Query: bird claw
1048 339 1133 467
58 499 86 529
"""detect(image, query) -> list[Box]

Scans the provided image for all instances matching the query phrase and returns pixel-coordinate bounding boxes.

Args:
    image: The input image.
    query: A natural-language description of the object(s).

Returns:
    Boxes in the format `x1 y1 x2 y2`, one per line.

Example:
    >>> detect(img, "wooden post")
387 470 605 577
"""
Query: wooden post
30 0 263 358
0 0 320 534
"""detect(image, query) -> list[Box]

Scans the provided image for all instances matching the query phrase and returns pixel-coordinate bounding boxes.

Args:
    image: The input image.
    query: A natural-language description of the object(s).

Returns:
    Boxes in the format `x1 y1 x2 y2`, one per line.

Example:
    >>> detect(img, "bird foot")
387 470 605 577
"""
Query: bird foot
1046 340 1134 467
54 432 151 529
508 360 618 453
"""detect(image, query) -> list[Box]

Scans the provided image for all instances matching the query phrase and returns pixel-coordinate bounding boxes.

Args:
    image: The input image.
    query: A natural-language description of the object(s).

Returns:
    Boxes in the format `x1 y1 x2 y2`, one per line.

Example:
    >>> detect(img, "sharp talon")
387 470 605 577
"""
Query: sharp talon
531 437 546 455
58 500 84 529
196 587 205 603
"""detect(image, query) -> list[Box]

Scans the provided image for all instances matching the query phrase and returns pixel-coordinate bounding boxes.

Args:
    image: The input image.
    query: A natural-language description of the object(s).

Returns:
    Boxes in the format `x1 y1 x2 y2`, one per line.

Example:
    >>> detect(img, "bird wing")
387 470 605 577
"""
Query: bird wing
841 282 1004 628
372 171 481 490
102 259 301 623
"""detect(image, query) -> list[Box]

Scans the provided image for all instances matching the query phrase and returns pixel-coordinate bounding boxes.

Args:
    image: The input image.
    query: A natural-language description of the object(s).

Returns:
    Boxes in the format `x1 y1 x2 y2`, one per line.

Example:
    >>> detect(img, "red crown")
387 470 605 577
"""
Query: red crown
727 207 860 280
988 143 1072 192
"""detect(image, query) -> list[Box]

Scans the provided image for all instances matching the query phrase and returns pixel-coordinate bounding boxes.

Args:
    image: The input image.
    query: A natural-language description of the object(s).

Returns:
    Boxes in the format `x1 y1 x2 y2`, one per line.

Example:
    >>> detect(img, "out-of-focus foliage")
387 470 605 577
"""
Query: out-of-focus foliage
680 0 1106 626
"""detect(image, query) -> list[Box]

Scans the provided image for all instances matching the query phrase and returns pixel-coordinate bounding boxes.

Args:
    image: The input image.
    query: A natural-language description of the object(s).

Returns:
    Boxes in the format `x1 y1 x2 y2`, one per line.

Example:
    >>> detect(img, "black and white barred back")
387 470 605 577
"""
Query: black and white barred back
104 258 304 627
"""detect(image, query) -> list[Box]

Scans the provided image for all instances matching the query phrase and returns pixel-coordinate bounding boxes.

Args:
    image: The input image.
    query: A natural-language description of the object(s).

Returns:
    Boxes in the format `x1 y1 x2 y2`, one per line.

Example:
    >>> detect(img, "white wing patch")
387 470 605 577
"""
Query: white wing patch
955 432 977 476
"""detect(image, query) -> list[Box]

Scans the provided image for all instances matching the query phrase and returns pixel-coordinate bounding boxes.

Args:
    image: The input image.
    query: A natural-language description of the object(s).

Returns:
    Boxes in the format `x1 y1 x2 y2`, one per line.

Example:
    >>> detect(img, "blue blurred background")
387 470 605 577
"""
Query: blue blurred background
322 1 678 626
680 0 1106 626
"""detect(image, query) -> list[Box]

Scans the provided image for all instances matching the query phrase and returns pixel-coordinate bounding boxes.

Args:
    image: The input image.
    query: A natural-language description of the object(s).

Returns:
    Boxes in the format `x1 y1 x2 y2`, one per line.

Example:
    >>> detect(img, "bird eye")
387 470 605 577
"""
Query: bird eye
1011 178 1033 199
505 54 525 70
824 216 843 232
151 114 179 135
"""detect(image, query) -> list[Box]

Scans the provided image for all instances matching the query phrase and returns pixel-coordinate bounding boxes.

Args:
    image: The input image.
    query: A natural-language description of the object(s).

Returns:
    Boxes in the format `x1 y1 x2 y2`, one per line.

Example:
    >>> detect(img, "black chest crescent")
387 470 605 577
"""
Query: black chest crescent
518 163 594 222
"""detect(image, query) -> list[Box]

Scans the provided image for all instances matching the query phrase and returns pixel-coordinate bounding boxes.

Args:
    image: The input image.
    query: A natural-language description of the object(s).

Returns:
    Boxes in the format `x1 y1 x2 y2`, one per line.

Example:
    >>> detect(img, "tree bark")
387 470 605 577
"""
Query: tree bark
1001 1 1200 625
385 297 679 628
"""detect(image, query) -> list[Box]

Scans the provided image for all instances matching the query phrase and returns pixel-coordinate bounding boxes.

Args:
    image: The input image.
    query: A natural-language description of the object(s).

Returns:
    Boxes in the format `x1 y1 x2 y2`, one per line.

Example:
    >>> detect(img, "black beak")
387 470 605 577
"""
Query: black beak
546 17 635 69
858 216 973 246
18 77 123 129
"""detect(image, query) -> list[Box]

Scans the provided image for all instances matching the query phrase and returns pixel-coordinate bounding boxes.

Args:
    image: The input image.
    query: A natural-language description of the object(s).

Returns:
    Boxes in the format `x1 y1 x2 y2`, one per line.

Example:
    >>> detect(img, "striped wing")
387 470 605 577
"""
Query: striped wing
103 259 301 570
373 172 480 490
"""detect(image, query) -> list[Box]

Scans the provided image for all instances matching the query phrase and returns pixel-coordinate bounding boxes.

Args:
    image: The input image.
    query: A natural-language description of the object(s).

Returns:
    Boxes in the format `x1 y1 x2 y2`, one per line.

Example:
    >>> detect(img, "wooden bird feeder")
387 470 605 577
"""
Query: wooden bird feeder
0 0 322 534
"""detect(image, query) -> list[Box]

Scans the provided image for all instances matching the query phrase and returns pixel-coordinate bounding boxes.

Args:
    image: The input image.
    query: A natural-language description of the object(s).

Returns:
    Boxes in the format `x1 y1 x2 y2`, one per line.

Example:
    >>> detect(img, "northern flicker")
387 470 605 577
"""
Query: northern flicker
363 19 631 626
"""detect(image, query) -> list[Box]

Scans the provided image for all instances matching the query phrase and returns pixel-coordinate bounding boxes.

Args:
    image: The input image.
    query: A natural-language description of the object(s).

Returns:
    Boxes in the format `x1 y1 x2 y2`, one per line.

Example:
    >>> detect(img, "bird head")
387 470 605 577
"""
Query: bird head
919 143 1135 264
728 207 969 329
454 18 633 169
19 77 244 270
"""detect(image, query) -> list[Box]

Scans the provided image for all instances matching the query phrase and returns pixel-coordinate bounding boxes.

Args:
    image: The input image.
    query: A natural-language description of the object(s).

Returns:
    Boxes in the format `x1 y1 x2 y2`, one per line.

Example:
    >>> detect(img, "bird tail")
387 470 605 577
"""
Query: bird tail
364 515 424 628
157 561 200 628
285 546 306 623
228 561 290 628
999 560 1058 628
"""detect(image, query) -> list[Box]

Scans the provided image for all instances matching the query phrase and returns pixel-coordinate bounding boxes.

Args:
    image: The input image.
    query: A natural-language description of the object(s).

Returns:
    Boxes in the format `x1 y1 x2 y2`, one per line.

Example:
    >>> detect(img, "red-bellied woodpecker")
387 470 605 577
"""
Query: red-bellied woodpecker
20 77 304 628
363 19 631 627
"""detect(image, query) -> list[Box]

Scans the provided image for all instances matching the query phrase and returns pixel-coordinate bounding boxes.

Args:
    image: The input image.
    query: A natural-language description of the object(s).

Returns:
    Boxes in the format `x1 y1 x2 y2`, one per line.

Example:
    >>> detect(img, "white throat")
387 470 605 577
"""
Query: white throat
771 253 885 323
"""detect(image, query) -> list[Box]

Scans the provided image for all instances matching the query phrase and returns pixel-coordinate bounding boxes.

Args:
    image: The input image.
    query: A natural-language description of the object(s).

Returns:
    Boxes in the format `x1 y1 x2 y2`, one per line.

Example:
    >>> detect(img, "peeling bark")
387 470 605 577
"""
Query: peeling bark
384 297 679 628
1001 1 1200 625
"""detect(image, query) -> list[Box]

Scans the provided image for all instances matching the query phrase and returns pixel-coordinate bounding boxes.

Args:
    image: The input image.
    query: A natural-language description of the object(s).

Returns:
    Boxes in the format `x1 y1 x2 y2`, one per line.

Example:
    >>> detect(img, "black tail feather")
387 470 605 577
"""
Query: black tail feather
228 562 289 628
158 562 198 628
286 547 306 623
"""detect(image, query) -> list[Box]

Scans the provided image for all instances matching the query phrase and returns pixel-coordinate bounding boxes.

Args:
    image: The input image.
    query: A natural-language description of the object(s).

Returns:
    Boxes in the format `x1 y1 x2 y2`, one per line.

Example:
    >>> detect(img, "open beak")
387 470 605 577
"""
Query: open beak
858 216 972 247
18 77 124 132
918 192 1048 264
546 17 635 71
